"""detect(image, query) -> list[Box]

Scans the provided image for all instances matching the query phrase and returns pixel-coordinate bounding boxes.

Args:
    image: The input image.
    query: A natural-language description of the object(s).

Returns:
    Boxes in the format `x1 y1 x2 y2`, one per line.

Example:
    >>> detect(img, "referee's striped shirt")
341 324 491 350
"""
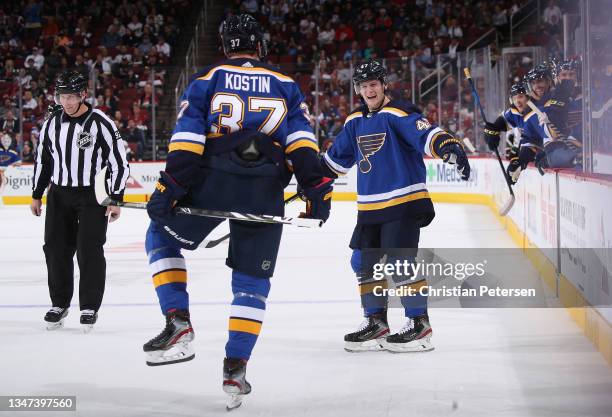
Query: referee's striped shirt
32 104 130 199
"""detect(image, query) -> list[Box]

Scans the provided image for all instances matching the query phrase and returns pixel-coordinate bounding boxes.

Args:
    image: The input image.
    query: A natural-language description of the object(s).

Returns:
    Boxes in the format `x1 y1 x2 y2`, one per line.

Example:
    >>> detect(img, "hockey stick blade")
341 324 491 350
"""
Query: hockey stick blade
94 168 323 228
498 194 515 217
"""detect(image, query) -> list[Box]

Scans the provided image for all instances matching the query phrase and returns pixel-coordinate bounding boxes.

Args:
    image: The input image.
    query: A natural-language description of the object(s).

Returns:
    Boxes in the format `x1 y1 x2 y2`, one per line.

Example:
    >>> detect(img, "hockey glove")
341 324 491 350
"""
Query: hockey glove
299 177 333 223
483 122 501 151
147 171 187 223
507 146 538 184
440 141 471 181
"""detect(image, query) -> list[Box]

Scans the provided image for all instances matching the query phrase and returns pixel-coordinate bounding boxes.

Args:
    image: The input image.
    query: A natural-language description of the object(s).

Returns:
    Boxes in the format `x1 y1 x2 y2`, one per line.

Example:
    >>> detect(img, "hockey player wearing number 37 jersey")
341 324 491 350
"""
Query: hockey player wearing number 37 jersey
142 14 331 410
321 59 471 353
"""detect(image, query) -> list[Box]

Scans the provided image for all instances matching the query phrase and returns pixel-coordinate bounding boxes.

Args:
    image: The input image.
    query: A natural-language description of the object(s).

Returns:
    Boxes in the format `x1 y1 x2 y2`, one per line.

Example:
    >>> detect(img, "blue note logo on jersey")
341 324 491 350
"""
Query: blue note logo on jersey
357 133 386 173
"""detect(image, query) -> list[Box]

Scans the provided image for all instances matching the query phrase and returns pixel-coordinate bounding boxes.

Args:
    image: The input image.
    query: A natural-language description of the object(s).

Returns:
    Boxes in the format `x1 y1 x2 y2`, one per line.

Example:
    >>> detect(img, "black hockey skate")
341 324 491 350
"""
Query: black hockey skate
223 357 251 411
44 307 68 330
80 309 98 333
344 312 389 352
381 314 434 353
143 309 194 366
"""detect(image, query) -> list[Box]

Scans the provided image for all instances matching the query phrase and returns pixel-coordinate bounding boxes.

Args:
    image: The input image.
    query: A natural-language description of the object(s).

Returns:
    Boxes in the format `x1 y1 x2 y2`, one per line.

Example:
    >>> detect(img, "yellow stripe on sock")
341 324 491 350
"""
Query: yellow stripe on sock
359 280 388 295
153 270 187 288
228 318 262 335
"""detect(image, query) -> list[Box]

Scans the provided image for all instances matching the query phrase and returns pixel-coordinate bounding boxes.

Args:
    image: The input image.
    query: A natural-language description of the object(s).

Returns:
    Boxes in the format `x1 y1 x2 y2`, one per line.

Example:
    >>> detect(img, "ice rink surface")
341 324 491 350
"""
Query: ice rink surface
1 202 611 417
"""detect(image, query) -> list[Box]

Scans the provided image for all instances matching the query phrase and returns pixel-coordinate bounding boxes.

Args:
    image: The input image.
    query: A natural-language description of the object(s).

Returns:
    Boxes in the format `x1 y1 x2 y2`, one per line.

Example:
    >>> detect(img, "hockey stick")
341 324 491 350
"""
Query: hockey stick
526 100 576 175
94 167 323 228
463 68 515 216
201 192 303 248
592 97 612 119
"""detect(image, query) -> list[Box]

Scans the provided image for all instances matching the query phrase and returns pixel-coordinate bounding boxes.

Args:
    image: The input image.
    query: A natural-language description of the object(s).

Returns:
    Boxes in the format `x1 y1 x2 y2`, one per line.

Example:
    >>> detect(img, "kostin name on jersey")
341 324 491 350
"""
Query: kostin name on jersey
225 74 271 93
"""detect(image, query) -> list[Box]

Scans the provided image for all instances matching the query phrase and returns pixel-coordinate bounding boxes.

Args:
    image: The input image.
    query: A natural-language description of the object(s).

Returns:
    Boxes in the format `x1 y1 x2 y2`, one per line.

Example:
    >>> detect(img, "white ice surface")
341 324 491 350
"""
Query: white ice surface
0 202 611 417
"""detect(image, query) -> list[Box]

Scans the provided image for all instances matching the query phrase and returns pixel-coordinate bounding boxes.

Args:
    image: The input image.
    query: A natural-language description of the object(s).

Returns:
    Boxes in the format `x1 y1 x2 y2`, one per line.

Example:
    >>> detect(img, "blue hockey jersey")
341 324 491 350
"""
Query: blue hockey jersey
501 107 525 130
0 148 20 167
166 58 319 187
323 100 458 224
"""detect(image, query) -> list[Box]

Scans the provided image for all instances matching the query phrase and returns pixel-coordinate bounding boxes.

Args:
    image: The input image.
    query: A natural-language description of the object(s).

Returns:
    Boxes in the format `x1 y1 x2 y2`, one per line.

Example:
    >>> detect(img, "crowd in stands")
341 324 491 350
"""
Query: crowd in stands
0 0 192 161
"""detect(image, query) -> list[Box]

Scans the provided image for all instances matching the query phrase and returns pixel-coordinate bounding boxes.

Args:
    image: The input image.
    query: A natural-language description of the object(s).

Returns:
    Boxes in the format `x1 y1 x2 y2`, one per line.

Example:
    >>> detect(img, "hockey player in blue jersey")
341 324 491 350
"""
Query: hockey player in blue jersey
141 14 332 409
483 82 530 152
321 60 470 353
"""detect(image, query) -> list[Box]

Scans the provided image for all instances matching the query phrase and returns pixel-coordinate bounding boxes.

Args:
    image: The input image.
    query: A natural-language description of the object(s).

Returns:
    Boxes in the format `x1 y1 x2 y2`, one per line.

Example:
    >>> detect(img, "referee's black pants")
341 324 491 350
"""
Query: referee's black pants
43 185 108 311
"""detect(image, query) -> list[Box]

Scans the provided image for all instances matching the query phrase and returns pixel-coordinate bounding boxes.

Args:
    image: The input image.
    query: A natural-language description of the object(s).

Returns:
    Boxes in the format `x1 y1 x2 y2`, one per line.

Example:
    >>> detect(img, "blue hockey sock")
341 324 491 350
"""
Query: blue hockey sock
225 271 271 360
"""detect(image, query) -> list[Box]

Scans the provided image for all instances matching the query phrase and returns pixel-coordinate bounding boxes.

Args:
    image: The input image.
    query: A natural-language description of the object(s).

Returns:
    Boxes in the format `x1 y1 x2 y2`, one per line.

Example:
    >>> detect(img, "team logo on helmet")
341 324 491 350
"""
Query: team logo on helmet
76 131 93 149
357 133 386 173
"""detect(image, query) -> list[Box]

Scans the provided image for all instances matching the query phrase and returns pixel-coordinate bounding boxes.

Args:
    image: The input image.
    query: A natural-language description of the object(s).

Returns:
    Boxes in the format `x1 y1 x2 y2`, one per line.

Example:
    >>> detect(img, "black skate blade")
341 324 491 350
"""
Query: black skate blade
226 402 243 412
146 353 195 367
226 394 245 411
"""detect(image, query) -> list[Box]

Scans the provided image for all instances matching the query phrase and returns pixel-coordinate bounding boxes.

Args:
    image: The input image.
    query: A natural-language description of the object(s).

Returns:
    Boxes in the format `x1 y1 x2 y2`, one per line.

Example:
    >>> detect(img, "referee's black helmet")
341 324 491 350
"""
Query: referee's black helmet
55 70 88 95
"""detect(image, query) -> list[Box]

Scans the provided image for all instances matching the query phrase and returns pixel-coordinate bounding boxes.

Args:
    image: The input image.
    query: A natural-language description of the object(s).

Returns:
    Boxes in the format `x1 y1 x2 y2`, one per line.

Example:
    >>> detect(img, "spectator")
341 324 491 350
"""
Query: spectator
101 24 121 49
403 31 422 49
492 5 508 29
1 110 19 134
335 23 354 42
131 102 149 127
318 23 335 46
363 38 381 60
122 28 139 47
139 83 159 110
113 110 127 130
332 60 352 85
138 36 154 55
375 8 393 31
123 119 146 161
442 75 458 102
72 27 89 48
429 16 448 38
543 0 562 26
299 16 316 37
74 54 90 76
448 19 463 38
127 14 143 38
343 41 362 61
22 91 38 110
103 88 118 114
1 59 16 81
55 30 72 48
21 140 34 163
448 37 460 60
0 97 17 120
29 80 44 98
93 53 112 75
25 47 45 71
155 36 171 57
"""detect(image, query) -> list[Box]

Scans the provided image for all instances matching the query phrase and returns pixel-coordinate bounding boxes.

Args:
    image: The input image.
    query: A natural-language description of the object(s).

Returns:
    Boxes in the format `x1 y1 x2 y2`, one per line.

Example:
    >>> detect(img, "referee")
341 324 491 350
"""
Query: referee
30 70 130 332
